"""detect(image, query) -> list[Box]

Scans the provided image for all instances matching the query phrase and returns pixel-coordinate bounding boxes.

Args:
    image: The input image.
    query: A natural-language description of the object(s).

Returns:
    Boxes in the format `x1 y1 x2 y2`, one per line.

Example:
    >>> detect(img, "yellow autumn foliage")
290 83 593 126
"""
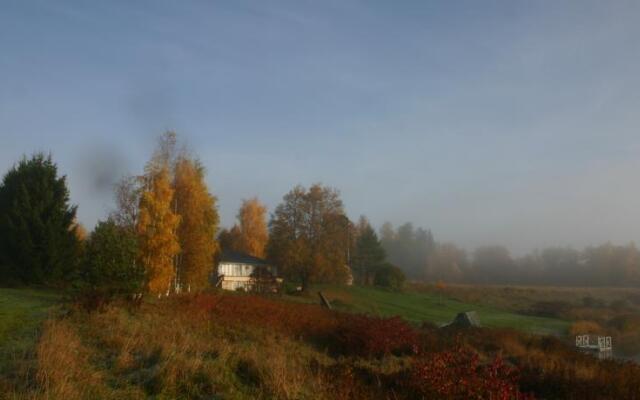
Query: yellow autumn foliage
236 197 269 258
174 157 219 291
136 167 181 294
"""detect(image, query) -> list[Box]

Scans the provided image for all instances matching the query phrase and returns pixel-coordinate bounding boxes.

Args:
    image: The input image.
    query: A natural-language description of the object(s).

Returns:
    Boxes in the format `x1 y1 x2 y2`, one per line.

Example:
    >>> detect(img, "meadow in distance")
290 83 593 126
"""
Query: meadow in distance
1 132 640 400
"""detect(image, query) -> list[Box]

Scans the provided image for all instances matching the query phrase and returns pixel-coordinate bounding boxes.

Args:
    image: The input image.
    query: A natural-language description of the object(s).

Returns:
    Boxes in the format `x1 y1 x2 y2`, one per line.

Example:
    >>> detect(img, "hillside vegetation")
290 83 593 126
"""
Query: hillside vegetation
309 284 640 360
0 289 60 387
2 290 640 399
304 285 570 335
0 289 59 347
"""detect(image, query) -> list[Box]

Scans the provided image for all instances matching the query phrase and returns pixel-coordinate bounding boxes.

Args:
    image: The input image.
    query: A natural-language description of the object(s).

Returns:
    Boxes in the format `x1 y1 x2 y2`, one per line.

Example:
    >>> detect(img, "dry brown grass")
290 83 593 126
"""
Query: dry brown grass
21 298 346 400
35 319 105 399
5 292 640 399
569 320 605 336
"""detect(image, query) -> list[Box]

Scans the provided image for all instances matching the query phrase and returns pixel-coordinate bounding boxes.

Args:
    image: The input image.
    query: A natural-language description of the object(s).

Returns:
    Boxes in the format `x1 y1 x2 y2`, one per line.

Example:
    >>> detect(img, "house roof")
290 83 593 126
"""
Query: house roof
219 250 269 266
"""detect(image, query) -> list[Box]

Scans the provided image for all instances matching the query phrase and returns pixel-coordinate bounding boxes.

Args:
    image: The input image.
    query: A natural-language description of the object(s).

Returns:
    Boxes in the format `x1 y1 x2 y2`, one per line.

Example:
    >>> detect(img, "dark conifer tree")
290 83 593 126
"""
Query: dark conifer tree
353 216 386 285
0 153 79 285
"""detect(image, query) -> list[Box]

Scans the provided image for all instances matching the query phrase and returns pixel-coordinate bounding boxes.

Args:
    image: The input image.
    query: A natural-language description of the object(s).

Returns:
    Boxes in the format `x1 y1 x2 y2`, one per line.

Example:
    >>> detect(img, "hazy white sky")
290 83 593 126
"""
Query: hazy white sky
1 0 640 254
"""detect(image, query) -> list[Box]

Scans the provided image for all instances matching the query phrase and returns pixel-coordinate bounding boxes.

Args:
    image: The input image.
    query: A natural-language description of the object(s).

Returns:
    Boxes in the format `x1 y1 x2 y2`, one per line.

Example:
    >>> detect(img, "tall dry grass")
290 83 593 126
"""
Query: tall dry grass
5 292 640 399
31 298 344 399
35 319 105 399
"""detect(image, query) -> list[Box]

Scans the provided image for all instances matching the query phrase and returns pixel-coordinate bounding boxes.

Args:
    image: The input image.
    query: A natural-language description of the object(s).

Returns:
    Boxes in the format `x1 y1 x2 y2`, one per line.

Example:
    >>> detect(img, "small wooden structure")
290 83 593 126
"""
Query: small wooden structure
445 311 481 328
576 334 613 360
318 291 332 310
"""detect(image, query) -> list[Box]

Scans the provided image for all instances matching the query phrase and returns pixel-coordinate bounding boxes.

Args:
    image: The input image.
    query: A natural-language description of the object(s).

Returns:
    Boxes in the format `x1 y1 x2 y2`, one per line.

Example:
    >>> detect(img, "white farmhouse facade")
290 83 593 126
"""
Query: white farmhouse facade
216 251 279 291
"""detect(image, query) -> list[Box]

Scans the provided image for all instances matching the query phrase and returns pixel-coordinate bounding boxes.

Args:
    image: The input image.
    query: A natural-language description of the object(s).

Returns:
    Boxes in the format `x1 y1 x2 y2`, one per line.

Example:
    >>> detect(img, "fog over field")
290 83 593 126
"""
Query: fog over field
2 1 640 254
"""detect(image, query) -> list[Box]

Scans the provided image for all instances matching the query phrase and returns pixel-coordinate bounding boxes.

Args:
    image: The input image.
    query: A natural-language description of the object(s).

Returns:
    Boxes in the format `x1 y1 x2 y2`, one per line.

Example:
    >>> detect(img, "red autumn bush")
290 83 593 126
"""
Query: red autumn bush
175 293 640 399
332 315 419 357
409 346 534 400
183 294 420 357
184 293 340 339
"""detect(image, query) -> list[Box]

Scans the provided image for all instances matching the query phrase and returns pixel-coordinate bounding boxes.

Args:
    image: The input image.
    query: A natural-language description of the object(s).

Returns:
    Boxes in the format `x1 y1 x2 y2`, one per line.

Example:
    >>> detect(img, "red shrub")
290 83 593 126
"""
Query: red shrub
332 315 419 357
409 347 534 400
183 294 420 357
184 293 340 340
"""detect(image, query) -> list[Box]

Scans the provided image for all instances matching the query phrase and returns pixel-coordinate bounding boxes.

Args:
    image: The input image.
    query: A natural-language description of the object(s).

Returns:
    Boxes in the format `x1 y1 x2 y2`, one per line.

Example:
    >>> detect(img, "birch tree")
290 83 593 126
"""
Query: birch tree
236 197 268 258
174 157 219 291
136 166 180 295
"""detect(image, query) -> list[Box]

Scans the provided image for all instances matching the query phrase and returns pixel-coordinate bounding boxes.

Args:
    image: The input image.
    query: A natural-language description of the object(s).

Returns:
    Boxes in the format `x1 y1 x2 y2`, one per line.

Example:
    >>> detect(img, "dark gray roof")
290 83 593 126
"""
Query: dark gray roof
219 251 269 266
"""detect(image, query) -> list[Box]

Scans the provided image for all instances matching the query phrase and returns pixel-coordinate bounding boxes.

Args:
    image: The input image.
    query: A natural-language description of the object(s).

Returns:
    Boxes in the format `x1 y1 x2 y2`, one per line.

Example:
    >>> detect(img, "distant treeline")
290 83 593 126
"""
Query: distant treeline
380 223 640 287
2 131 638 292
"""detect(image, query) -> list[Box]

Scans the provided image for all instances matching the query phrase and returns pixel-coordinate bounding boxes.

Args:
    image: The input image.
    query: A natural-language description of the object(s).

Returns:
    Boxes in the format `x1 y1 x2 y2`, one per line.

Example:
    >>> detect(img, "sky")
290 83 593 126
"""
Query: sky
1 0 640 255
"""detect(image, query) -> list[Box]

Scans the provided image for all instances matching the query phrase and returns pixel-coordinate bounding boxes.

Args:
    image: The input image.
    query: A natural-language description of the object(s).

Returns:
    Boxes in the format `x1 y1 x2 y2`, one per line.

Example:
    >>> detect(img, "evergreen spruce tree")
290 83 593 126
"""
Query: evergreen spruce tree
353 216 386 285
0 153 79 285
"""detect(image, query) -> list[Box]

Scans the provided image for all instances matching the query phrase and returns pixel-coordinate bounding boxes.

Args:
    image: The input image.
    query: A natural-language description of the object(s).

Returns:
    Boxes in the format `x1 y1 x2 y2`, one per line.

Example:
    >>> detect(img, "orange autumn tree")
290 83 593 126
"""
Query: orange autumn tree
71 220 88 242
136 166 181 295
174 157 219 291
236 197 268 258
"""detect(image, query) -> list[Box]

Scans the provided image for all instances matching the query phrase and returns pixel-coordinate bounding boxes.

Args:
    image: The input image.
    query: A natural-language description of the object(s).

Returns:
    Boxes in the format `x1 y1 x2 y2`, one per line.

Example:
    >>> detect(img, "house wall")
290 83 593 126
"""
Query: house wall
218 262 278 278
217 262 278 291
220 276 253 291
218 262 256 277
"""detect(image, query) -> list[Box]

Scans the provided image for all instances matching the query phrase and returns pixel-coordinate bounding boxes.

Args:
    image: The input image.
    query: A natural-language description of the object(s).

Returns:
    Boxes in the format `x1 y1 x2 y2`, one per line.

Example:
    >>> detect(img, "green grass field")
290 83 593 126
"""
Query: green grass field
309 285 571 335
0 288 60 367
0 284 570 356
410 283 640 313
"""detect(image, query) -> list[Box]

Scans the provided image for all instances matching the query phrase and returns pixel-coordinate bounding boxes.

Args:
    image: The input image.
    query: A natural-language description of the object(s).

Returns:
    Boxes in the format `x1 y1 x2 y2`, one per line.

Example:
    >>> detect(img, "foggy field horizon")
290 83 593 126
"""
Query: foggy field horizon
3 1 640 255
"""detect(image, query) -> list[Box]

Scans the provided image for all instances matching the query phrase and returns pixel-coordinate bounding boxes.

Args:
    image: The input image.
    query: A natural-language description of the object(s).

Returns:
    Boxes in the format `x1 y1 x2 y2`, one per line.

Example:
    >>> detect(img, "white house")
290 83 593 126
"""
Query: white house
216 251 280 291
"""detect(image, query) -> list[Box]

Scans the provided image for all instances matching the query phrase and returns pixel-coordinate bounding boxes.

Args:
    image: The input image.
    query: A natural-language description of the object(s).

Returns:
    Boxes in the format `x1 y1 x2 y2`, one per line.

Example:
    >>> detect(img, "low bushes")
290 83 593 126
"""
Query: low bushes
373 263 406 291
185 293 419 357
524 301 572 318
408 347 533 400
185 293 339 341
569 320 604 336
74 220 143 310
179 293 640 398
582 296 606 308
8 292 640 399
332 315 418 357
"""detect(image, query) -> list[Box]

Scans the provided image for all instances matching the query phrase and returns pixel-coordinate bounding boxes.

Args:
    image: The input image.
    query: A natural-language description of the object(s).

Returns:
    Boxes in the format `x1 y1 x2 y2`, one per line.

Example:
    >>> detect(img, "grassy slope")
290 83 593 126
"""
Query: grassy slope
0 288 60 363
410 283 640 313
310 285 570 335
2 290 636 399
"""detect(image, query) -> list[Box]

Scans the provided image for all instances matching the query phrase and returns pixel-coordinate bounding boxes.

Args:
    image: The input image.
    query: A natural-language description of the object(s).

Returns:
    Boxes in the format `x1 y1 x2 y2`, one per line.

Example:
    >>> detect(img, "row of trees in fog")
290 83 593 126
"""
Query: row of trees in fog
379 222 640 287
2 131 639 297
471 243 640 287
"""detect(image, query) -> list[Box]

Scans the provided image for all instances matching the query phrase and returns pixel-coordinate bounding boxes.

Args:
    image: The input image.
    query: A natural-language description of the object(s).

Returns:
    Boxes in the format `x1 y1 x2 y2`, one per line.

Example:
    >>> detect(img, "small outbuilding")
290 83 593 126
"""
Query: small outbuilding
446 311 481 328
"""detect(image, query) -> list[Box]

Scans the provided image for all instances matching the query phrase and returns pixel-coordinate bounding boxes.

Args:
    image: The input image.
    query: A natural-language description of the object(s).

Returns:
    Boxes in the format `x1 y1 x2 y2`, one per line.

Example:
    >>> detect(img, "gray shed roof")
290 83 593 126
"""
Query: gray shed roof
447 311 481 328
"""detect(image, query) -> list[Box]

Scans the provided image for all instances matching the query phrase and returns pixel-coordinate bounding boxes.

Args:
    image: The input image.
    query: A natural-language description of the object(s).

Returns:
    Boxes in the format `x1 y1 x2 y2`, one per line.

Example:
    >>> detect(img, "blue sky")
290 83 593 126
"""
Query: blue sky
1 0 640 254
